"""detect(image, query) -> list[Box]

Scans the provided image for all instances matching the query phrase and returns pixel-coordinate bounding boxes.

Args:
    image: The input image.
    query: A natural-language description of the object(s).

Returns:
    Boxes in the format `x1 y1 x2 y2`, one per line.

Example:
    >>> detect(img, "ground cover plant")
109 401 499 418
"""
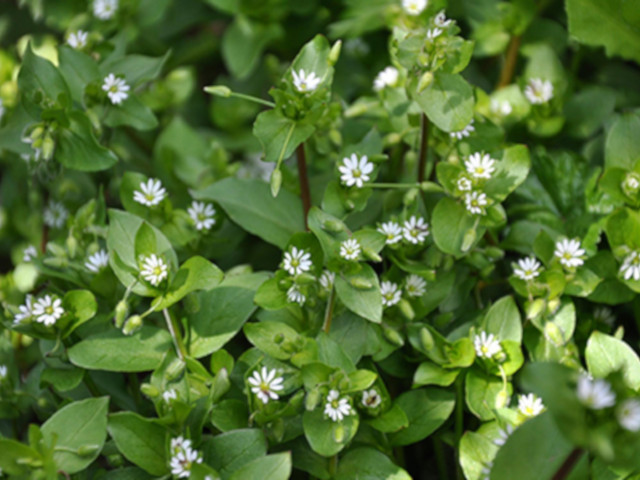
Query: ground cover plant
1 0 640 478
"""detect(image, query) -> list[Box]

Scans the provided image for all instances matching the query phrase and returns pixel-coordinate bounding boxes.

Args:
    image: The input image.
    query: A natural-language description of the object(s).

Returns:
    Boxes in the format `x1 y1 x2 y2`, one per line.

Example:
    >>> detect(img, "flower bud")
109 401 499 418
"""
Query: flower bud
328 40 342 66
270 168 282 197
398 299 415 320
419 181 443 193
417 71 434 92
383 326 404 347
305 389 321 411
526 299 545 320
362 248 382 263
461 227 476 253
494 388 510 409
203 85 232 97
328 129 342 147
420 327 435 351
77 444 100 456
544 321 565 346
65 235 77 259
41 134 55 161
122 315 142 336
403 188 419 206
114 300 129 328
322 219 344 232
332 424 345 443
349 277 373 289
140 383 160 398
165 358 186 381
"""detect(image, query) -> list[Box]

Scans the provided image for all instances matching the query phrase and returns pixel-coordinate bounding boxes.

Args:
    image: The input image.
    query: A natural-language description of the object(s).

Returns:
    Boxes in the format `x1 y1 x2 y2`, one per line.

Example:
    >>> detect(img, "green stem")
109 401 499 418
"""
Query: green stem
328 455 338 476
496 35 521 89
552 448 584 480
322 288 336 334
228 91 275 108
417 113 429 183
454 375 464 480
432 437 449 480
162 308 188 360
369 182 421 189
296 143 311 229
128 373 143 411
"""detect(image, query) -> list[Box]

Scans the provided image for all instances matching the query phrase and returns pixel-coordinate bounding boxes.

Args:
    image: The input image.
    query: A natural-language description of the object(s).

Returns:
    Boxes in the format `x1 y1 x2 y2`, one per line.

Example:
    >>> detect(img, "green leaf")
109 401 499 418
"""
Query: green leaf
410 72 474 132
103 95 158 131
253 109 315 164
202 429 267 479
483 296 522 343
134 222 157 259
153 256 223 311
335 264 382 324
465 368 511 421
585 331 640 390
18 44 70 106
605 207 640 250
0 439 42 476
566 0 640 65
68 326 173 372
108 412 168 476
303 407 359 456
100 52 171 86
336 447 411 480
388 388 455 446
459 431 498 480
193 178 304 249
57 111 118 171
62 289 97 335
58 45 100 106
483 145 531 202
227 453 291 480
41 397 109 474
605 112 640 170
222 17 282 79
413 362 460 387
244 321 300 360
432 197 485 257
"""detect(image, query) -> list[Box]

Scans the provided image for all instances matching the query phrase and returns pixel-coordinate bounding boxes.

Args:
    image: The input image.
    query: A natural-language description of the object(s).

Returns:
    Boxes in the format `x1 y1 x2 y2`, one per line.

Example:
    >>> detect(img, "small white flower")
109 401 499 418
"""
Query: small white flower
85 249 109 273
465 153 496 179
513 257 541 281
14 295 33 324
23 246 38 263
434 10 452 28
465 191 488 215
170 445 202 479
102 73 130 105
381 281 401 307
340 238 361 261
554 238 585 268
617 399 640 432
282 247 312 276
622 173 640 194
22 135 44 162
32 295 64 327
338 154 374 188
324 389 353 422
576 375 616 410
518 393 544 417
402 216 429 244
457 177 472 192
0 365 7 379
67 30 88 49
93 0 118 20
287 285 306 305
319 270 335 290
378 221 403 245
140 254 168 286
491 99 513 116
292 69 321 93
133 178 167 207
170 436 191 454
373 66 399 91
524 78 553 105
474 331 502 359
593 307 615 327
402 0 427 16
248 367 285 404
43 201 68 229
162 389 177 403
493 424 514 446
426 28 443 41
450 120 475 140
620 250 640 281
187 201 216 231
405 274 427 297
361 388 382 408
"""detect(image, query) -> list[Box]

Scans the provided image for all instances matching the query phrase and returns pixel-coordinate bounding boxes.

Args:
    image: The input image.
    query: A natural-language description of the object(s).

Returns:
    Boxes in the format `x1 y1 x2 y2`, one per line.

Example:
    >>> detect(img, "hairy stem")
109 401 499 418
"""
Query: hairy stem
552 448 584 480
496 35 522 89
296 143 311 230
417 113 430 183
322 288 336 334
162 308 187 360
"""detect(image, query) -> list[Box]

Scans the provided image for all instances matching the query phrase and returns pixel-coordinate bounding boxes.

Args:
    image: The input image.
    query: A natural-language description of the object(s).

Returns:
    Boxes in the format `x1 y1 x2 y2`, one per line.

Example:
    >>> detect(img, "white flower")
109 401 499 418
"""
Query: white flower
513 257 541 281
617 399 640 432
450 120 475 140
14 295 33 324
554 238 585 268
426 28 443 41
576 375 616 410
381 281 401 307
170 444 202 479
324 389 353 422
402 216 429 244
465 191 488 215
518 393 544 417
378 221 403 245
493 424 514 446
102 73 130 105
0 365 6 379
170 436 192 454
43 201 68 229
282 247 312 276
340 238 361 261
23 246 38 263
373 66 399 91
434 10 452 28
473 331 502 359
292 69 321 93
491 99 512 116
402 0 427 16
622 173 640 193
93 0 118 19
593 307 615 327
67 30 88 49
405 274 427 297
187 201 216 231
524 78 553 105
32 295 64 327
361 389 382 408
457 177 472 192
162 389 177 403
338 154 374 188
465 153 496 179
620 250 640 281
140 254 168 286
319 270 335 290
248 367 284 404
133 178 167 207
85 249 109 273
287 286 306 305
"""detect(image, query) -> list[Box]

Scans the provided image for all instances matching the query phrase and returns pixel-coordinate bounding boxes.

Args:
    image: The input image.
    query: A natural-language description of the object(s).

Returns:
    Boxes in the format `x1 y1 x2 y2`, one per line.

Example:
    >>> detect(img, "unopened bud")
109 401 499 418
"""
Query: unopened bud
165 358 186 381
122 315 142 336
65 235 77 258
363 248 382 262
270 168 282 197
349 277 373 289
322 219 344 232
140 383 160 398
398 299 415 320
41 135 55 160
420 327 435 351
328 40 342 66
77 444 100 456
461 227 476 252
403 188 419 206
305 389 321 411
495 389 510 409
544 321 565 346
419 181 443 193
114 300 129 328
417 71 434 92
203 85 232 97
333 424 345 443
328 129 342 146
383 326 404 347
526 299 545 320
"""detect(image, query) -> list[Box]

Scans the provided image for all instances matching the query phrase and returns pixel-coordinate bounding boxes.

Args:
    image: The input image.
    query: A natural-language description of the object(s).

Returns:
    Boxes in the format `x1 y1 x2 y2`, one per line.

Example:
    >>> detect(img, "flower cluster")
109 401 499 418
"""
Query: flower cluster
15 294 65 327
575 375 640 432
377 216 430 246
169 436 203 478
